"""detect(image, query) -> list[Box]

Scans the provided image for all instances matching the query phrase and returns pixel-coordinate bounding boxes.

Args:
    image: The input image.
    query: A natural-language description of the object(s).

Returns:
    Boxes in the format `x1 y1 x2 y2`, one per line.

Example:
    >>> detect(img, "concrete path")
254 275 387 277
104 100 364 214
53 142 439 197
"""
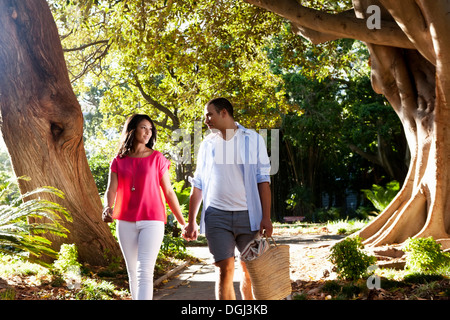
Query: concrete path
153 234 343 300
153 246 239 300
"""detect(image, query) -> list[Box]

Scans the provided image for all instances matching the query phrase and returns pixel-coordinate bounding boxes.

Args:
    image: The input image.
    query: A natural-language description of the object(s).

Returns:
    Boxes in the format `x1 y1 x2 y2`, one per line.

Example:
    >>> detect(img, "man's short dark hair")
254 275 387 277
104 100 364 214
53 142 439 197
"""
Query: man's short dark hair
206 97 234 119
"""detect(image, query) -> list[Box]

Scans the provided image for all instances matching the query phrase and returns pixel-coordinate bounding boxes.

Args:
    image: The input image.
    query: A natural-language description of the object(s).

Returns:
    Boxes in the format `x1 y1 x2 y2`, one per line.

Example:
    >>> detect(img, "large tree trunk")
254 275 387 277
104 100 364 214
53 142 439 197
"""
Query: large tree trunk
357 2 450 250
246 0 450 251
0 0 121 265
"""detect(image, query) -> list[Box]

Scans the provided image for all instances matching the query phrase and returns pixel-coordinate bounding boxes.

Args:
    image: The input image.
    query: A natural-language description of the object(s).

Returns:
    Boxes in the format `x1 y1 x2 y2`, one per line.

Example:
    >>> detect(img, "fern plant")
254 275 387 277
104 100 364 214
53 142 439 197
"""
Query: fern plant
362 180 400 213
0 178 71 265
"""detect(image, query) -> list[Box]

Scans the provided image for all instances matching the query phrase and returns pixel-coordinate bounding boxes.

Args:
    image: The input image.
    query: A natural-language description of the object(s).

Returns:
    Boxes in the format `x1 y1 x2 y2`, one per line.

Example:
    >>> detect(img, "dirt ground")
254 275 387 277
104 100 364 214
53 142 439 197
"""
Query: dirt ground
268 225 450 300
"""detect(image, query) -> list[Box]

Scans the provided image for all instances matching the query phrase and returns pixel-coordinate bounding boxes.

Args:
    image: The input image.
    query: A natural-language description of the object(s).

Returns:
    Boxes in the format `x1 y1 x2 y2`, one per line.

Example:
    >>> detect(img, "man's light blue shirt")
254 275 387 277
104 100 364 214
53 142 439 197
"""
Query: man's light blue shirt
190 122 271 234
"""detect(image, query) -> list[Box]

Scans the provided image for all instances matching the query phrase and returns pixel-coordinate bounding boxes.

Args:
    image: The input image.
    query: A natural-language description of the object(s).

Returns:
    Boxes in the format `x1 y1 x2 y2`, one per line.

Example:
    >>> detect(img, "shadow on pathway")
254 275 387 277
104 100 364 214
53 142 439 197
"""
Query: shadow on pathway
153 234 343 300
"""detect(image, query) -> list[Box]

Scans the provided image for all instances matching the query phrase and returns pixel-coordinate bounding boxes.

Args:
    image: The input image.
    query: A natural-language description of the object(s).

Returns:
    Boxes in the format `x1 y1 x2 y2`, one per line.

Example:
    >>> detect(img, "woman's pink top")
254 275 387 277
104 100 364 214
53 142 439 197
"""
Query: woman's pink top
110 150 170 222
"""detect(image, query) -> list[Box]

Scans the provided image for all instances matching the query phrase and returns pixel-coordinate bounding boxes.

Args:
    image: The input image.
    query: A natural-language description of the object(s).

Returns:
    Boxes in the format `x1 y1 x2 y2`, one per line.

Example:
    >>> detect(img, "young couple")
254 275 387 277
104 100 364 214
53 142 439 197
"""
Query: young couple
103 97 273 300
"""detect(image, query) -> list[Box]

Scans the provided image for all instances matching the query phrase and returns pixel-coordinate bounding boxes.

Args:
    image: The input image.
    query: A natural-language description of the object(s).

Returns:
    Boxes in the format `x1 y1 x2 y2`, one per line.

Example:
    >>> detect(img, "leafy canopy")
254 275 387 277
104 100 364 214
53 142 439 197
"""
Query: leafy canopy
51 0 296 137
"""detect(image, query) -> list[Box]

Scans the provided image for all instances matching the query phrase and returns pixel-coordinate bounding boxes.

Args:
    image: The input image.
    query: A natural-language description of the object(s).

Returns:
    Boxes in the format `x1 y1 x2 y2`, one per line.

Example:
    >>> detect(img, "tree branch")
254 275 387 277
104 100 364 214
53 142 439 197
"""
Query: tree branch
67 41 111 83
245 0 415 49
348 143 382 166
133 75 179 128
378 0 435 64
415 0 450 86
152 117 173 131
62 39 110 52
290 9 357 44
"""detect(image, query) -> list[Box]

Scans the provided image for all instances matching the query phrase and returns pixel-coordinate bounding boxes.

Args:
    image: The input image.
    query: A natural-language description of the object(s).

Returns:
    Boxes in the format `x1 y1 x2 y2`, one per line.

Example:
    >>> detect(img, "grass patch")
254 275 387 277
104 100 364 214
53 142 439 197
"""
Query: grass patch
273 219 369 236
326 219 368 235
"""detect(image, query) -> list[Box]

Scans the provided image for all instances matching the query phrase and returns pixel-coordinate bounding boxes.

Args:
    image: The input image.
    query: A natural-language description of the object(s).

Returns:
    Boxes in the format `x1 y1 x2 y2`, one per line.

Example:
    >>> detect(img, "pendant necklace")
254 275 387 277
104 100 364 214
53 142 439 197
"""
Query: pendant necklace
131 154 145 192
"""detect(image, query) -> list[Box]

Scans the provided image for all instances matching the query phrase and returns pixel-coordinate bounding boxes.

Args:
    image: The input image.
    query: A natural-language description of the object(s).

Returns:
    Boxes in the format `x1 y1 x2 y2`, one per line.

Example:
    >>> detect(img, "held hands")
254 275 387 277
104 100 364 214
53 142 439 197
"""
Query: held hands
182 222 199 241
102 206 113 223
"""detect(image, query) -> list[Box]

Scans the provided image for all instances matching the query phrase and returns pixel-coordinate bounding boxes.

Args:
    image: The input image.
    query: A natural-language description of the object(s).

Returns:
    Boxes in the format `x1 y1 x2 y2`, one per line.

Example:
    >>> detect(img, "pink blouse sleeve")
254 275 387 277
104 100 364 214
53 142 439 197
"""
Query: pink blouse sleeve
158 153 171 178
110 156 118 173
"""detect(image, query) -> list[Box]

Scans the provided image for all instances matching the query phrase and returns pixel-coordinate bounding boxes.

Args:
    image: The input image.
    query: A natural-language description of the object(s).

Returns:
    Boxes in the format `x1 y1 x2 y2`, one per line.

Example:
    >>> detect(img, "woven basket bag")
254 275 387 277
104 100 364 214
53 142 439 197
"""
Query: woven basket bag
244 237 291 300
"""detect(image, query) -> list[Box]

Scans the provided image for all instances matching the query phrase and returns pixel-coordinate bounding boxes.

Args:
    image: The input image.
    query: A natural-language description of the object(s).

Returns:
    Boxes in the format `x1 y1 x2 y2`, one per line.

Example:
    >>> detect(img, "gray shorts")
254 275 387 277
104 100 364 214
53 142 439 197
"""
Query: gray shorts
204 206 258 263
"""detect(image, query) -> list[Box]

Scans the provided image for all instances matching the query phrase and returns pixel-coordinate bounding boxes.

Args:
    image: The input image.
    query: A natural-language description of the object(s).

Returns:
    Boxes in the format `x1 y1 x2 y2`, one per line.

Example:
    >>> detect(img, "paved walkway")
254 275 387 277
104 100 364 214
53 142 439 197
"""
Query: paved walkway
154 246 233 300
153 234 342 300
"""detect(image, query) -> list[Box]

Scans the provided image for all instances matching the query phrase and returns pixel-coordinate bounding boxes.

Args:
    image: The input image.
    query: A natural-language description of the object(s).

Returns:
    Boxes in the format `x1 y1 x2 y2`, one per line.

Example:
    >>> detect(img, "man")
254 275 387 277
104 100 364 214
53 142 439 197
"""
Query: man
184 97 273 300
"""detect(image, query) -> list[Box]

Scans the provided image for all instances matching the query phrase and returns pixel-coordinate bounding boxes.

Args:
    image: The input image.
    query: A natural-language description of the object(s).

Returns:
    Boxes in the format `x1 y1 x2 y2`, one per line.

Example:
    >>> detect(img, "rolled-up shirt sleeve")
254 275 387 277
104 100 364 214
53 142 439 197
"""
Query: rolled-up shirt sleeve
189 141 205 190
189 175 203 190
256 133 271 183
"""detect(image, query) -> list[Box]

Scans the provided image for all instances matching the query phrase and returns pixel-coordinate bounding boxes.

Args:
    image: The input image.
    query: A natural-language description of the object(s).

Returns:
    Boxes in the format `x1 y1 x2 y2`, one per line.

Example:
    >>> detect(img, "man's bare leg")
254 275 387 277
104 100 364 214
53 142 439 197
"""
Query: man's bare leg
215 257 236 300
240 260 254 300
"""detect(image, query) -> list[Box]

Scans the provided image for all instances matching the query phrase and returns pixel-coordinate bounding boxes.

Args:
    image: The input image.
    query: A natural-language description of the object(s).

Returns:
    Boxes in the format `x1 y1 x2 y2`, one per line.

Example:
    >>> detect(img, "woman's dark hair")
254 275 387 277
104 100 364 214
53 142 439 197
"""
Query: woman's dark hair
206 97 234 119
117 114 157 157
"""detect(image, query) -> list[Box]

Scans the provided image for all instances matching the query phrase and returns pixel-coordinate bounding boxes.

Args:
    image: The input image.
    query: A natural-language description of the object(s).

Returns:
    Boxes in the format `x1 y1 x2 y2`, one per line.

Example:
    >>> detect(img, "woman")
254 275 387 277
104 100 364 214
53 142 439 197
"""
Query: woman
102 114 186 300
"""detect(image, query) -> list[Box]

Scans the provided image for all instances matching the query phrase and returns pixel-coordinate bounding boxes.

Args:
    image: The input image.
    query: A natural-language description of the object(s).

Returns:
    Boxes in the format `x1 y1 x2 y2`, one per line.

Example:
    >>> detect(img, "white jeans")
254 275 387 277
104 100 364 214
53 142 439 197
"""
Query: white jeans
116 220 165 300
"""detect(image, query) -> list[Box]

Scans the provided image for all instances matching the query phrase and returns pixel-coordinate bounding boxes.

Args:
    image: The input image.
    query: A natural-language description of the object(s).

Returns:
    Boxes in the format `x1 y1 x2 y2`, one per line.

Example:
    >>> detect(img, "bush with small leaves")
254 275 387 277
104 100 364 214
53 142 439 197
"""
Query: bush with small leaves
53 243 82 275
404 237 450 274
329 236 376 280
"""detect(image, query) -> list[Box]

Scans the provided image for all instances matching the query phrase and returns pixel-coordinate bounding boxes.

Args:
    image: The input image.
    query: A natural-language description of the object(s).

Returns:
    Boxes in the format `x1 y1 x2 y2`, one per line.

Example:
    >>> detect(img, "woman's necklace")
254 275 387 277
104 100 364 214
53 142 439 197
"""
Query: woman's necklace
130 151 146 192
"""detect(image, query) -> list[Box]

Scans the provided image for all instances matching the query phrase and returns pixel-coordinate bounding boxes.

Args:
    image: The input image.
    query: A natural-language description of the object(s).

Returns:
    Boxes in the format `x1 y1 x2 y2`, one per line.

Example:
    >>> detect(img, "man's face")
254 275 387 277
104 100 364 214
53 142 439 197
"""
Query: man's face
204 103 224 131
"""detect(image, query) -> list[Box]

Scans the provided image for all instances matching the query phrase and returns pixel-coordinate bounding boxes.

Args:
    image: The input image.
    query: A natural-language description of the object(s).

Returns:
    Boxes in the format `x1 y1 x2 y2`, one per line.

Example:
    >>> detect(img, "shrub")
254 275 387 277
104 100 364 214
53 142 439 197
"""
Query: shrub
75 278 116 300
53 243 82 275
329 236 376 280
87 153 110 197
160 234 186 259
404 237 450 274
403 273 444 284
52 243 83 290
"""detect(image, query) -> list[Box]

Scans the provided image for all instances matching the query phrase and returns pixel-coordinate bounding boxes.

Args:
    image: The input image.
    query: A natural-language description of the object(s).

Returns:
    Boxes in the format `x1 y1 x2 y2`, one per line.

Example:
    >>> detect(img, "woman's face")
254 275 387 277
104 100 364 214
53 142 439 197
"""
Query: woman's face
134 119 152 146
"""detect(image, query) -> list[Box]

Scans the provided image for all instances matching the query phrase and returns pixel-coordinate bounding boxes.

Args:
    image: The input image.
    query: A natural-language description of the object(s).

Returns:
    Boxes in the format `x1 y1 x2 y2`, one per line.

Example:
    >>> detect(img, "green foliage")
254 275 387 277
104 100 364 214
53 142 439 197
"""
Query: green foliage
0 175 20 205
328 236 376 280
403 273 444 284
165 181 191 237
314 207 341 223
75 278 117 300
87 152 111 197
51 244 127 299
0 287 15 300
170 180 191 216
285 185 313 215
404 237 450 274
0 252 48 278
52 0 291 139
277 42 403 218
362 180 400 213
160 183 190 262
53 243 82 275
160 234 187 259
326 218 367 235
321 280 368 300
0 179 72 265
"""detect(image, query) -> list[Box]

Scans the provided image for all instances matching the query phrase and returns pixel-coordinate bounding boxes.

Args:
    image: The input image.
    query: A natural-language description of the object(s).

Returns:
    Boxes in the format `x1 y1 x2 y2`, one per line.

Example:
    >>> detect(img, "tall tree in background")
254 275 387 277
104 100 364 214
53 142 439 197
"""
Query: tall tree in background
246 0 450 251
0 0 121 265
51 0 291 182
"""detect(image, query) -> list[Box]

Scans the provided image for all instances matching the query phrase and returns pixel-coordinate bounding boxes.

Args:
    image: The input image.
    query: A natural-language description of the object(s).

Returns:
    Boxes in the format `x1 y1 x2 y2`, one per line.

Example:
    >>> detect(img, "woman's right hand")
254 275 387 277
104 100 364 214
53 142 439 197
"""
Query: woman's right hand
102 206 113 223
